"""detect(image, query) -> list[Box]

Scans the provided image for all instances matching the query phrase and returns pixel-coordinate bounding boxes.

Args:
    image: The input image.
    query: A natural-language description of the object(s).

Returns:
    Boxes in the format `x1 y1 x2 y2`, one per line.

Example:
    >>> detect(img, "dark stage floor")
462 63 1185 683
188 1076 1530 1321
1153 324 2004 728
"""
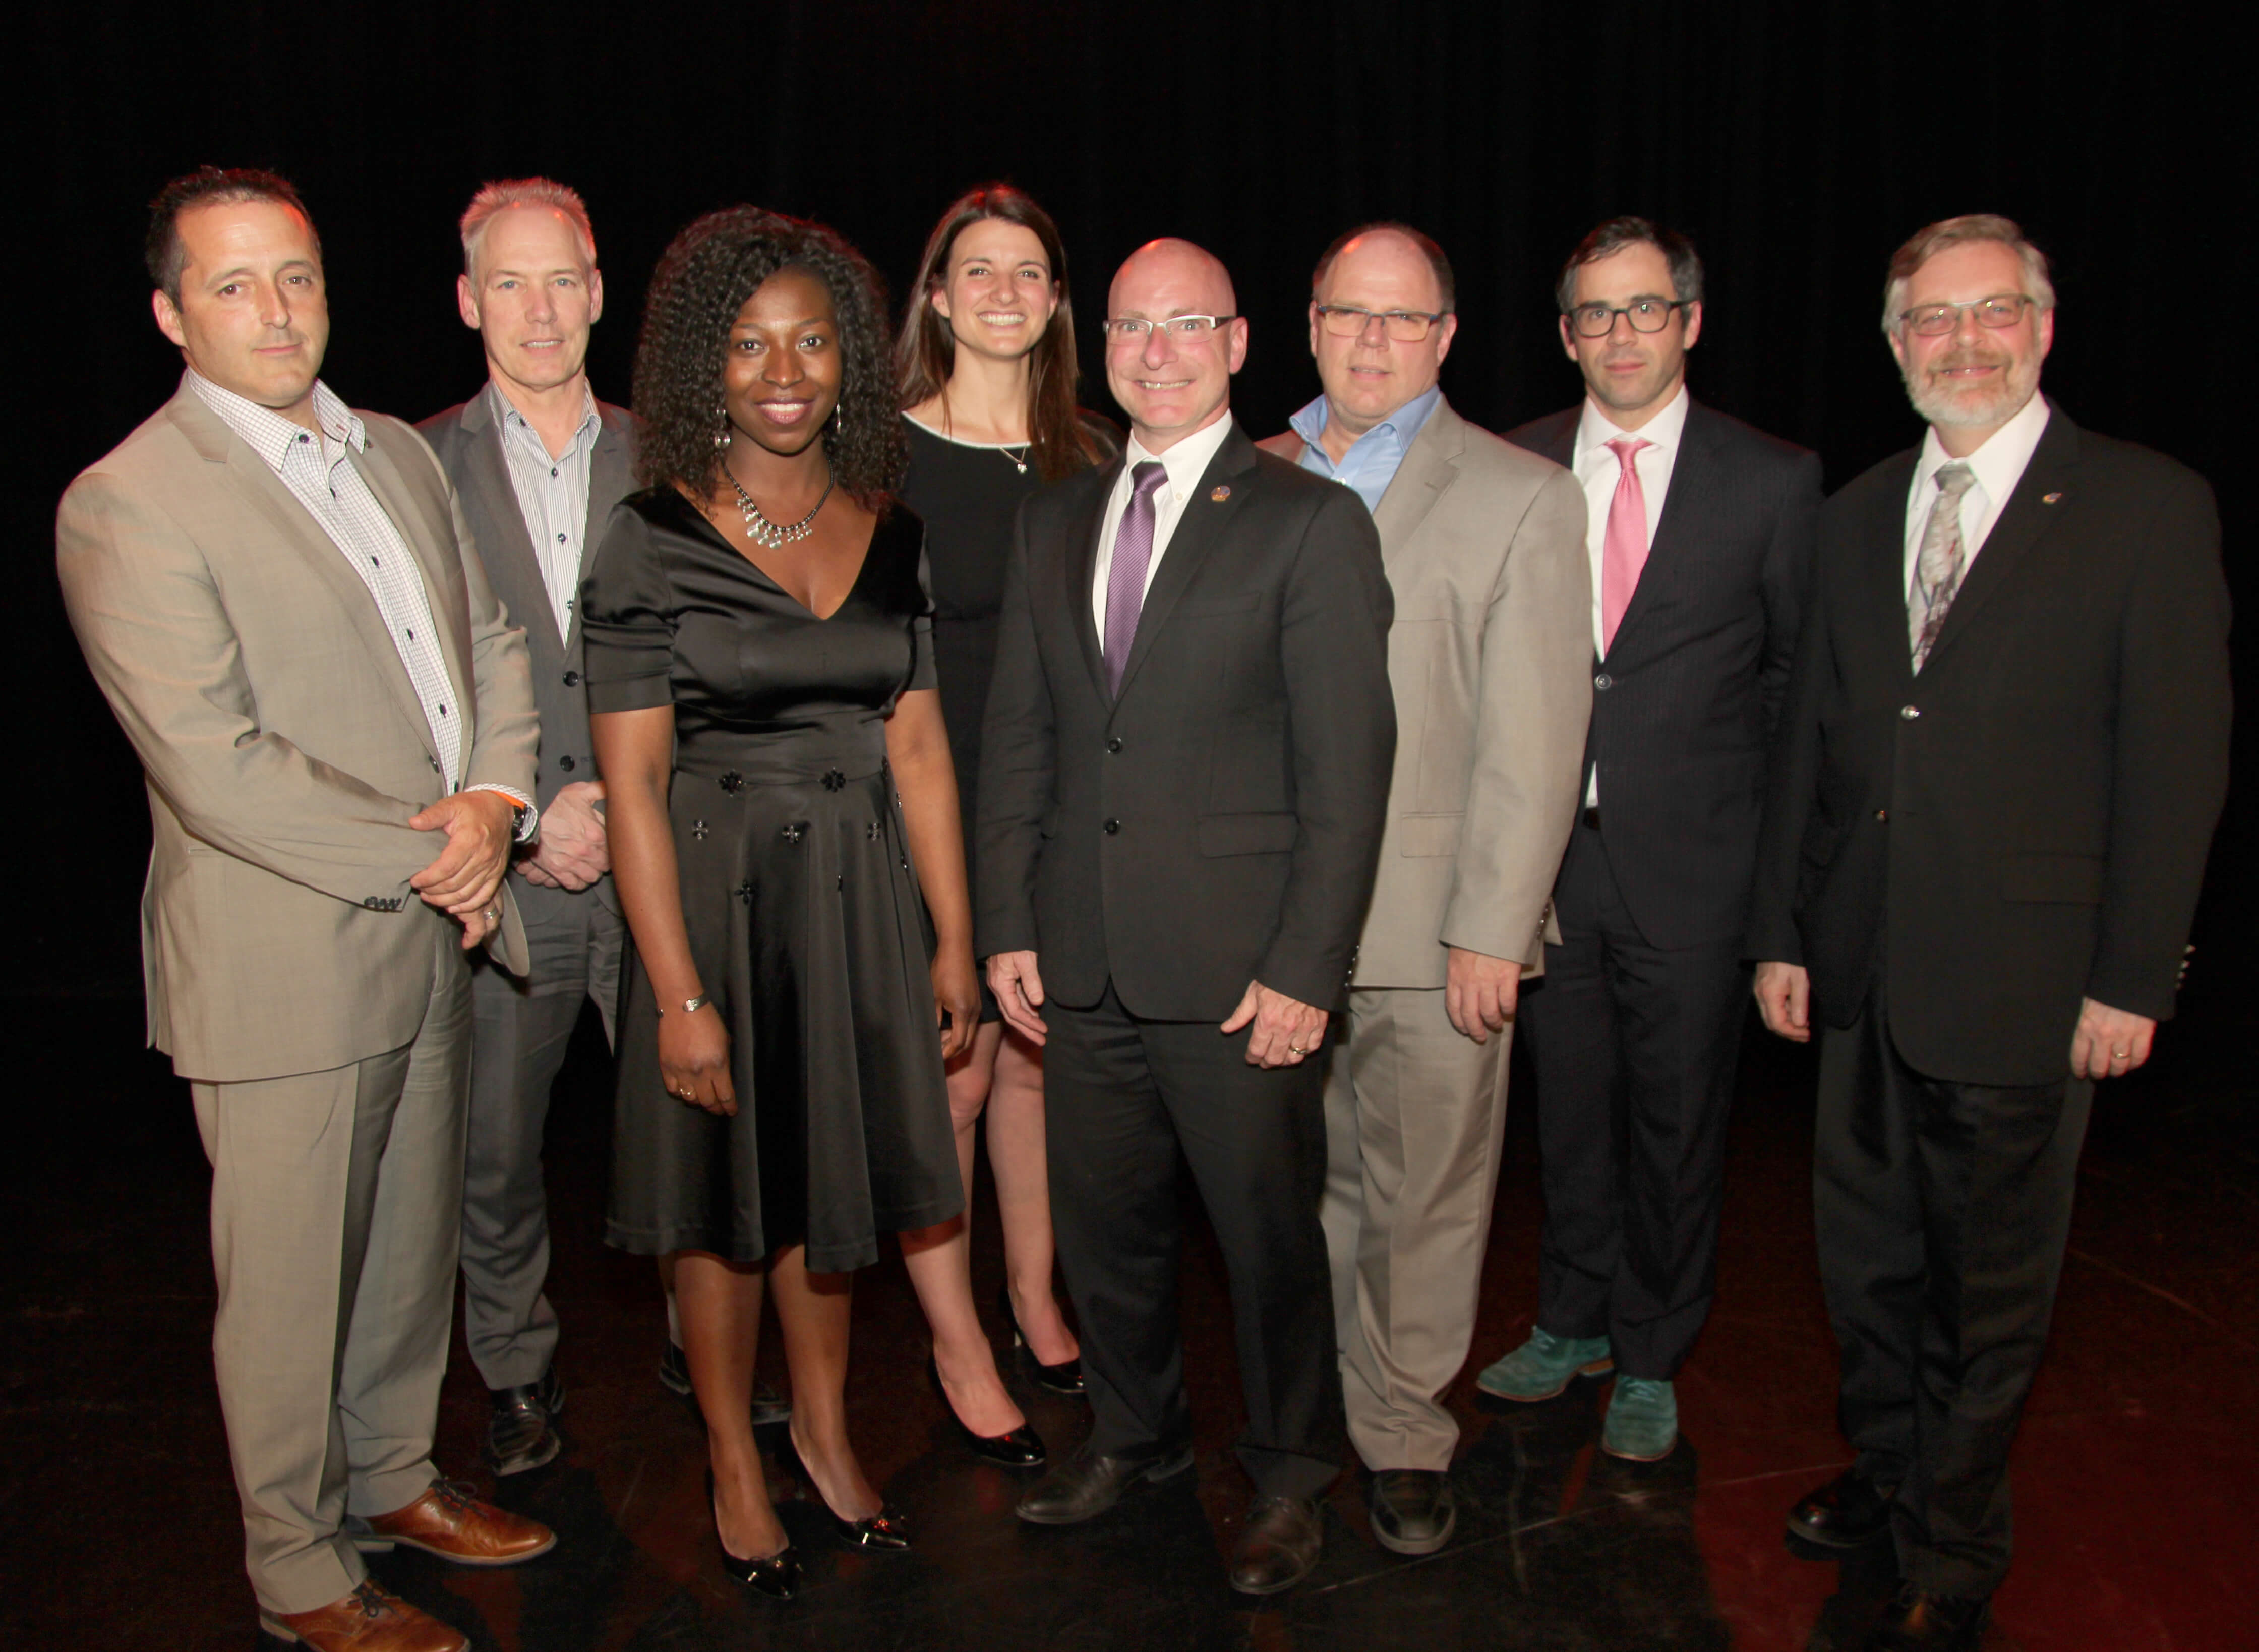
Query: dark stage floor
4 992 2251 1651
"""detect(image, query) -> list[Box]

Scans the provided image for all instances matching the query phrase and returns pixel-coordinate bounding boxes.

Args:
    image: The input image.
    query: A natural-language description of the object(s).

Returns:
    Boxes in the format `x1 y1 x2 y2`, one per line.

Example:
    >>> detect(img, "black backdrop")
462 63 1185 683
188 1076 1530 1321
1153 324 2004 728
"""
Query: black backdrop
19 2 2247 1013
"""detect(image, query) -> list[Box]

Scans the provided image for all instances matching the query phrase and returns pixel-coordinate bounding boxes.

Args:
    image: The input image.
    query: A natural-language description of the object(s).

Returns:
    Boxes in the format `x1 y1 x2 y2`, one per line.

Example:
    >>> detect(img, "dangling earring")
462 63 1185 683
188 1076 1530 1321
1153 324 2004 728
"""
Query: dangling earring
831 403 843 434
712 398 732 451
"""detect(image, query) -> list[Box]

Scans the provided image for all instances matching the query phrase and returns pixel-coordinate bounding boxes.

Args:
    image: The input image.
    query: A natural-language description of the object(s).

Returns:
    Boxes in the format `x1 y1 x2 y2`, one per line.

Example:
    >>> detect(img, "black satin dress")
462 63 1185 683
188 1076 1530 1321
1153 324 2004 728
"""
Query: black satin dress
581 487 962 1272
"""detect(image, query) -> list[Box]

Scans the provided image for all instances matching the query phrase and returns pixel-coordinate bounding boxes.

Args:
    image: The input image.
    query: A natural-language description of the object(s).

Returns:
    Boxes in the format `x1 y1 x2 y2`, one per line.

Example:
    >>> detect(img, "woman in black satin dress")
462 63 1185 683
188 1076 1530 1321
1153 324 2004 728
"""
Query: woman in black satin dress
583 207 977 1596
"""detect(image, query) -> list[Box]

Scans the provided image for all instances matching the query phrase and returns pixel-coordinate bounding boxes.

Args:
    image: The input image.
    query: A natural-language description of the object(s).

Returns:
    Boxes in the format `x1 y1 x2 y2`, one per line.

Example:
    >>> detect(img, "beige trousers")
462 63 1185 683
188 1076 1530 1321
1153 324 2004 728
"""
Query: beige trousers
191 924 471 1615
1320 984 1513 1471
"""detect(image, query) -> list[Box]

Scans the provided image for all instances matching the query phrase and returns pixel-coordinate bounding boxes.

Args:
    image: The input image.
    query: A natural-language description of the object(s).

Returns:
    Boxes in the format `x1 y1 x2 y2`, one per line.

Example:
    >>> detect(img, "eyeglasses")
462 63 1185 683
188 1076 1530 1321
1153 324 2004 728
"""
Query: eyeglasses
1314 304 1450 343
1896 293 2036 336
1566 299 1691 337
1100 313 1237 342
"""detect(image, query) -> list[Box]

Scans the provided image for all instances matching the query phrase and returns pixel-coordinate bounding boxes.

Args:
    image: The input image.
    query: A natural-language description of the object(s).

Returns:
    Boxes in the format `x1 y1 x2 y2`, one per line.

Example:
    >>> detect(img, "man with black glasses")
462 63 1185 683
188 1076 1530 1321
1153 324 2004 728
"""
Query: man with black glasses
1749 215 2228 1651
1485 218 1821 1464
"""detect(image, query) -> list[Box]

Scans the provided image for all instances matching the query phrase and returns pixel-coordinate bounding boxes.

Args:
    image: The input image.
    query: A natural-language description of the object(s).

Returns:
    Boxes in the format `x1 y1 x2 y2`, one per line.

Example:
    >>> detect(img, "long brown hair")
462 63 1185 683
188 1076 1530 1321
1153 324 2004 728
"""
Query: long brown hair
896 184 1105 482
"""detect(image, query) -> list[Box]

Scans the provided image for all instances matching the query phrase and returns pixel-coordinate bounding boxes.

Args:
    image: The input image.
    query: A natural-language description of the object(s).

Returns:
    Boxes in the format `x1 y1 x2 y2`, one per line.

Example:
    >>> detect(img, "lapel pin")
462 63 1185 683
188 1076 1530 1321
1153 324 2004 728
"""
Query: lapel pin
2042 492 2063 504
1209 485 1232 503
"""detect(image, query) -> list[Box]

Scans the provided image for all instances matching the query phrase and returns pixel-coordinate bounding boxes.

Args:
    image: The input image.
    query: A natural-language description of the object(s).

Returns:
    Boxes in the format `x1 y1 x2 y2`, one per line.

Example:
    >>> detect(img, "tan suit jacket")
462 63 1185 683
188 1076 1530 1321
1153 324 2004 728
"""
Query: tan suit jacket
57 379 538 1082
1262 398 1590 988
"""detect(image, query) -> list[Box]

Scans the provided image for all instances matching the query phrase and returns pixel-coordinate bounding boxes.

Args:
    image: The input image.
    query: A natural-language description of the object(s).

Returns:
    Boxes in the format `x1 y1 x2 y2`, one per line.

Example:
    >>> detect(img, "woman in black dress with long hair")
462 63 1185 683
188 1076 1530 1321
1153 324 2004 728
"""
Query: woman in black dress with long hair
584 207 977 1596
897 185 1118 1405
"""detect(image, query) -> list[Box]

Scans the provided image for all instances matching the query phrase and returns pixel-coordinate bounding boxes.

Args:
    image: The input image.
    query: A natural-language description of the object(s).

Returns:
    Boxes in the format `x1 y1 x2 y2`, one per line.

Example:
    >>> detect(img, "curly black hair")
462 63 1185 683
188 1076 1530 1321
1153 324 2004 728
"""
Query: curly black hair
632 205 906 507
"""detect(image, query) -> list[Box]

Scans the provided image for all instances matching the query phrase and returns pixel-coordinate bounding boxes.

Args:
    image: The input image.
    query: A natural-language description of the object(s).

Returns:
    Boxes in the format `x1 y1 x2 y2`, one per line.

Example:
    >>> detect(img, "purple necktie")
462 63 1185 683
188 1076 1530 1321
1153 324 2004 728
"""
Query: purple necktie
1104 461 1169 696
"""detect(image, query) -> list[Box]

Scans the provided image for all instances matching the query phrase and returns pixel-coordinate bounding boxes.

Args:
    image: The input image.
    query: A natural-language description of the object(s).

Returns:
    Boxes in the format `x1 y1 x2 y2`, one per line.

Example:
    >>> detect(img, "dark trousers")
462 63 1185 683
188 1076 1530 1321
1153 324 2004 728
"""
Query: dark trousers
1043 982 1344 1498
1522 816 1749 1378
1815 980 2092 1598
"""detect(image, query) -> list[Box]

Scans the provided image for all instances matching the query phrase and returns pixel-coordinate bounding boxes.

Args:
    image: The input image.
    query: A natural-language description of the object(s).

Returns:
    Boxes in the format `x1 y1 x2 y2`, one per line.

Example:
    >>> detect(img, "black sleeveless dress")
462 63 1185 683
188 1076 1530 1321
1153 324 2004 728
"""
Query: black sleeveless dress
581 487 962 1272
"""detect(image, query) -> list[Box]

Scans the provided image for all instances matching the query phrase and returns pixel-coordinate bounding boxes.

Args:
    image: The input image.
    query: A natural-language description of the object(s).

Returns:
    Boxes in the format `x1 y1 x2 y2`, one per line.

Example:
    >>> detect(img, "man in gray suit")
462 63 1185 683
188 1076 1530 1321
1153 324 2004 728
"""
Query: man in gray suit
418 180 633 1474
59 166 551 1652
1259 224 1590 1555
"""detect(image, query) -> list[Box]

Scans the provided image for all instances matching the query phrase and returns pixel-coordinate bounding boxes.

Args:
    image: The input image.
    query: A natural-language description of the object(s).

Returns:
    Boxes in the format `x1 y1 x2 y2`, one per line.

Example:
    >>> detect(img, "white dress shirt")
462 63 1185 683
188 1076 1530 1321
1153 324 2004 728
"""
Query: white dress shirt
1090 413 1238 638
1902 391 2051 586
489 379 601 644
1571 385 1690 807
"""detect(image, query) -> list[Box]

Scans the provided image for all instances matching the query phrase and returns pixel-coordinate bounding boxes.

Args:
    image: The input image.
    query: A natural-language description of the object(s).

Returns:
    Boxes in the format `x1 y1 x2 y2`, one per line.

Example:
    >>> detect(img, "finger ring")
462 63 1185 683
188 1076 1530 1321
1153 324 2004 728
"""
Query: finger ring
2112 1048 2127 1058
1287 1045 1305 1055
484 907 500 922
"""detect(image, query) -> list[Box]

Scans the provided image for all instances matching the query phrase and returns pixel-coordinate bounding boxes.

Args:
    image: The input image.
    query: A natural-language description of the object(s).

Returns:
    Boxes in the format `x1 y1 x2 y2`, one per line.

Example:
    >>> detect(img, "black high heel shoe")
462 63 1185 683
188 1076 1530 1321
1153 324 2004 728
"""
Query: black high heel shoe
927 1356 1046 1469
706 1472 800 1600
998 1280 1086 1397
778 1430 916 1551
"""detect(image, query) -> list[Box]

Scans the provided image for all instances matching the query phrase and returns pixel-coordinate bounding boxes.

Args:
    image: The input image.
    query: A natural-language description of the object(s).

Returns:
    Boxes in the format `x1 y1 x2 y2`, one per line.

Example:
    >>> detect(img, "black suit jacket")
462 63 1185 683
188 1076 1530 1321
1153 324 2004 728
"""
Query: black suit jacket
976 422 1397 1019
1507 400 1821 950
418 391 638 924
1746 405 2230 1086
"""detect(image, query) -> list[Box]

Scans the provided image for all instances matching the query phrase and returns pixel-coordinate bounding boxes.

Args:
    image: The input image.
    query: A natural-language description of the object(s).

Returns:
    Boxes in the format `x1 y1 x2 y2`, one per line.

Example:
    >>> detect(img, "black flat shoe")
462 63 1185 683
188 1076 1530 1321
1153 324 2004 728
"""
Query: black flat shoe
707 1472 800 1599
829 1503 912 1551
998 1280 1085 1397
927 1356 1046 1469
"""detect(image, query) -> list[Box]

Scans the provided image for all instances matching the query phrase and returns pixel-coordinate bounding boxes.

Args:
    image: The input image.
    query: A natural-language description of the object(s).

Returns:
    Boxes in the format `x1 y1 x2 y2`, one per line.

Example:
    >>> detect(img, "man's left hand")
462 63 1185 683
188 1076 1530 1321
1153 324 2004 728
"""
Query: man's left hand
518 780 608 891
408 790 517 939
1221 980 1329 1069
2070 997 2157 1081
1446 947 1522 1043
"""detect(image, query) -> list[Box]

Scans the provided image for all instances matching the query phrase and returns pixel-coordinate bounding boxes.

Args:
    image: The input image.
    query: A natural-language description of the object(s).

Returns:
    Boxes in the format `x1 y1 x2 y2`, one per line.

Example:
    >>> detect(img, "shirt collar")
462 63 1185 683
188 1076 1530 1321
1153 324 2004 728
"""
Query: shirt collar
1573 382 1689 464
187 369 364 471
1125 411 1236 498
1913 390 2051 505
488 378 600 448
1287 382 1443 461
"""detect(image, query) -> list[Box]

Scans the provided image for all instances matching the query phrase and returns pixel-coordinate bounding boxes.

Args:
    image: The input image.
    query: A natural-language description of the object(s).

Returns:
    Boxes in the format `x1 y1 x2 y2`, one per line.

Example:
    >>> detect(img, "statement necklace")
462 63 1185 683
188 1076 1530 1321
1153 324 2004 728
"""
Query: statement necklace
733 474 835 550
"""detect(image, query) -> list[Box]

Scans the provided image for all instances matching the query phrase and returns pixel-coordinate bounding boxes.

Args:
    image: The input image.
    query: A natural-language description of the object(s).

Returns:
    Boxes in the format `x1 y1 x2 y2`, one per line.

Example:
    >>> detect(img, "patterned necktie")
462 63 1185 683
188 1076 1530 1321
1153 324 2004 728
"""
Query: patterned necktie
1909 462 1978 672
1599 436 1653 654
1104 461 1169 695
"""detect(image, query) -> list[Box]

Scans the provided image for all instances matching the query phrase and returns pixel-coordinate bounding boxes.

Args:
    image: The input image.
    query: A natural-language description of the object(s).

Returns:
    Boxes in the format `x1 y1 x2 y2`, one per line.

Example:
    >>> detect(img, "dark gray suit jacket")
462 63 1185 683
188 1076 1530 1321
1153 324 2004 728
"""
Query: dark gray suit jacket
976 422 1397 1019
418 390 637 926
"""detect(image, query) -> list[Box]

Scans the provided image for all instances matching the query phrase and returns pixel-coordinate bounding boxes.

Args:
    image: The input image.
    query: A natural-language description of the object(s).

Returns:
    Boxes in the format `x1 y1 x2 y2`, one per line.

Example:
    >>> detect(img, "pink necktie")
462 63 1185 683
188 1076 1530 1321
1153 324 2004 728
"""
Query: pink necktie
1600 436 1653 654
1104 461 1169 696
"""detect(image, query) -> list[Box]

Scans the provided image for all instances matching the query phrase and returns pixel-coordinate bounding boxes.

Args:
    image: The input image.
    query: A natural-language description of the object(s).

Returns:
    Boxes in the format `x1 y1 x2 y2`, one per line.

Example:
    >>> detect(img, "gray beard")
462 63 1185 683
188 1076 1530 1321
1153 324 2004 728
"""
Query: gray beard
1904 355 2041 431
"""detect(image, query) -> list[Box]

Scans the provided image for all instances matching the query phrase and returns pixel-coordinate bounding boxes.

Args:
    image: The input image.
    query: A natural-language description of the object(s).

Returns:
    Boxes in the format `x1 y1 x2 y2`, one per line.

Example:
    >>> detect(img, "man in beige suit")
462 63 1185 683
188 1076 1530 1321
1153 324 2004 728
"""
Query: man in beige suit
57 167 553 1652
1259 224 1589 1555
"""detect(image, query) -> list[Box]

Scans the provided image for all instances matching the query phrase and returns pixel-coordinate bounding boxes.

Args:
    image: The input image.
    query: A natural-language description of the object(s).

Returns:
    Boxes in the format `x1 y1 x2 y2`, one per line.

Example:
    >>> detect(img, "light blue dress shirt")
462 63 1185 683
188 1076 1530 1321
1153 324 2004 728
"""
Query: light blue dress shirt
1287 383 1443 514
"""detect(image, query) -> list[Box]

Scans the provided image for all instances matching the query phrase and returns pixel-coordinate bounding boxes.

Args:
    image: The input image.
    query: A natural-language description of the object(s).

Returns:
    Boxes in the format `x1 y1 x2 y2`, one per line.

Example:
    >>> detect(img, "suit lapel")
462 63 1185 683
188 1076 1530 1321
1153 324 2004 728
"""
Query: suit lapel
459 402 565 671
1859 449 1922 688
1113 426 1258 705
580 407 637 655
1371 401 1463 569
355 424 470 771
1607 402 1718 659
1065 458 1119 700
1921 407 2079 672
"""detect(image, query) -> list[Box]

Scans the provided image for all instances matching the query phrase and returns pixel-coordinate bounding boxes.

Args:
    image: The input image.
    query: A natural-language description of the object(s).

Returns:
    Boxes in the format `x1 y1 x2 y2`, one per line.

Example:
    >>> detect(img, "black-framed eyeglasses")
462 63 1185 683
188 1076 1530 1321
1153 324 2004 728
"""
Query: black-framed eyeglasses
1895 293 2035 337
1100 313 1237 342
1314 304 1450 343
1566 298 1691 337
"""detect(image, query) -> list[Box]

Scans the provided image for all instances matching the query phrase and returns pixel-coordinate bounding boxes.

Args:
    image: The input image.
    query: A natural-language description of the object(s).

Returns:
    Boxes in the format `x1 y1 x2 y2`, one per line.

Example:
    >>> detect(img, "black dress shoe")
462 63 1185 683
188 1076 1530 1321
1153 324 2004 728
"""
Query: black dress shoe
998 1280 1085 1397
659 1340 791 1426
1786 1468 1896 1551
1368 1469 1455 1556
484 1367 564 1476
828 1504 913 1551
1016 1443 1196 1525
927 1357 1046 1468
1228 1495 1323 1596
1867 1585 1989 1650
706 1471 801 1600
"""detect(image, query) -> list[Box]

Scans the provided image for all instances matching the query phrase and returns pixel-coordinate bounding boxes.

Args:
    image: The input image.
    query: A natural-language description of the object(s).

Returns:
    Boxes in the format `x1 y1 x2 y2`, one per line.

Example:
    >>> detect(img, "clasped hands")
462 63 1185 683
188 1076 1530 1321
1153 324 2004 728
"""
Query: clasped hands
407 790 517 949
987 950 1332 1069
1752 961 2156 1080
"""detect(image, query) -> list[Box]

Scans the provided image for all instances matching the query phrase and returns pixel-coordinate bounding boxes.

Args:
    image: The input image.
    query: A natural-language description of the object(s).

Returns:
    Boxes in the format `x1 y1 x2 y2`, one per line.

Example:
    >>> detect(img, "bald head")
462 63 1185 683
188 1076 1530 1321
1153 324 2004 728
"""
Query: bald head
1103 238 1247 451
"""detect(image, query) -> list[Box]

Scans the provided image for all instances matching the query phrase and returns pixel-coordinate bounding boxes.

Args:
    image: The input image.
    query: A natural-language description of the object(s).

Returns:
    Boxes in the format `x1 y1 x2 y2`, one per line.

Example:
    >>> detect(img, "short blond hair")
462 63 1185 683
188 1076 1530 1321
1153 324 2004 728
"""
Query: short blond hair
459 178 597 277
1882 213 2054 334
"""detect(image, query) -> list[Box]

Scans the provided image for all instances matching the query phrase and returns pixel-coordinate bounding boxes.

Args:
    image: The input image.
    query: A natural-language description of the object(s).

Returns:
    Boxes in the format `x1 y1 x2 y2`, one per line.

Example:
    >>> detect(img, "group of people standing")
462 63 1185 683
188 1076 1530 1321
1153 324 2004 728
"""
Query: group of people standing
57 160 2225 1652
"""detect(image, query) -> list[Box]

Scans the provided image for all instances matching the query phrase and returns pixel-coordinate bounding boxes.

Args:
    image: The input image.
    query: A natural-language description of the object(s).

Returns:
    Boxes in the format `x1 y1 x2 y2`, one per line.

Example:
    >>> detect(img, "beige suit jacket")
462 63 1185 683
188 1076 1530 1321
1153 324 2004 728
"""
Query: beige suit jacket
57 380 539 1082
1261 398 1590 988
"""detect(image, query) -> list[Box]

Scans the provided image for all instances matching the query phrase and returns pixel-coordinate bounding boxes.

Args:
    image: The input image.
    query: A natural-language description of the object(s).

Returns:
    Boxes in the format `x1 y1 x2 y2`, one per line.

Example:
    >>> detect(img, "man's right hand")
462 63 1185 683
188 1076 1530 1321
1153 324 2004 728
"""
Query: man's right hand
1753 961 1811 1042
987 951 1049 1045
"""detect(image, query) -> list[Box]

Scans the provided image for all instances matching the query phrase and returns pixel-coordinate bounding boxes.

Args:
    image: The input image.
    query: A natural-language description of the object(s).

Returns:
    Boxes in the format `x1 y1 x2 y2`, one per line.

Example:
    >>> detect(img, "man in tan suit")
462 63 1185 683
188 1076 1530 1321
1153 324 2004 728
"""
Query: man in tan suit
1259 224 1590 1555
57 167 552 1652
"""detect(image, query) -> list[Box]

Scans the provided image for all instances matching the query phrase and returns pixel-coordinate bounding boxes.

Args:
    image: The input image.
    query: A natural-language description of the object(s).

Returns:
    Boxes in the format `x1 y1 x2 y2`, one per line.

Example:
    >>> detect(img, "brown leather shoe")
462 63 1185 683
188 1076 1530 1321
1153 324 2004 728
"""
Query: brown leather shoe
356 1477 556 1565
263 1580 467 1651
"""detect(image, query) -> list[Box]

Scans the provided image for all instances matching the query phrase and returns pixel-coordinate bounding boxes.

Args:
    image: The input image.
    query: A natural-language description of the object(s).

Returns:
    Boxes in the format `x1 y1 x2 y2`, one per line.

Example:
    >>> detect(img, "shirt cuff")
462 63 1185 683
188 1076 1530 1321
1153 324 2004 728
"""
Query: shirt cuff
464 783 540 843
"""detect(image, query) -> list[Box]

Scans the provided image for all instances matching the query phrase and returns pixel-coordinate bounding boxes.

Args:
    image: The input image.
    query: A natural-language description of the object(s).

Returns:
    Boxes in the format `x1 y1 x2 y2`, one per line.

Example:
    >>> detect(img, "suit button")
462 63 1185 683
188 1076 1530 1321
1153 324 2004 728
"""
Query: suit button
1106 737 1123 754
563 669 580 687
1900 704 1921 720
429 755 442 772
558 754 576 772
1594 673 1614 691
1874 808 1889 822
1103 818 1120 835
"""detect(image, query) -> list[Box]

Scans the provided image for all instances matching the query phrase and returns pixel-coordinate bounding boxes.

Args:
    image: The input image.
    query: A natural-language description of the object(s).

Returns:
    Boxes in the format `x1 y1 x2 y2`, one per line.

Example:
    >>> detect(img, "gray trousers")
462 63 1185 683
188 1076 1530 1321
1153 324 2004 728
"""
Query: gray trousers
462 889 623 1389
191 923 470 1616
1321 985 1513 1471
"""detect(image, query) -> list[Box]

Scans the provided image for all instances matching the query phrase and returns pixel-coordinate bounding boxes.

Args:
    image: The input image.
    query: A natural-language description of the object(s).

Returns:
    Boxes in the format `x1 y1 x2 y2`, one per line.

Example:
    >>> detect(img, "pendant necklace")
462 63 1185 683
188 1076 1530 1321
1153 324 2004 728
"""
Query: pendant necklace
998 442 1031 476
733 474 835 550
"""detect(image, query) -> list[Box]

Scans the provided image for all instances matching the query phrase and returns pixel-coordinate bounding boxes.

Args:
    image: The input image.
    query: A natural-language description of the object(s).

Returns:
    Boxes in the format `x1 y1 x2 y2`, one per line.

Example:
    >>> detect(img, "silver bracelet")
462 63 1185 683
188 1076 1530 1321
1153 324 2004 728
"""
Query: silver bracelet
658 993 712 1016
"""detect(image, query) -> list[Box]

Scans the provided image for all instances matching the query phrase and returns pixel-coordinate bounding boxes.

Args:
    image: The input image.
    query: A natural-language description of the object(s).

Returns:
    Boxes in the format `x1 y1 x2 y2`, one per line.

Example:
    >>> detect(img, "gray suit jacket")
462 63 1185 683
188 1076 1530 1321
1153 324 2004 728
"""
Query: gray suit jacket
1260 399 1591 987
417 390 637 926
57 379 539 1082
